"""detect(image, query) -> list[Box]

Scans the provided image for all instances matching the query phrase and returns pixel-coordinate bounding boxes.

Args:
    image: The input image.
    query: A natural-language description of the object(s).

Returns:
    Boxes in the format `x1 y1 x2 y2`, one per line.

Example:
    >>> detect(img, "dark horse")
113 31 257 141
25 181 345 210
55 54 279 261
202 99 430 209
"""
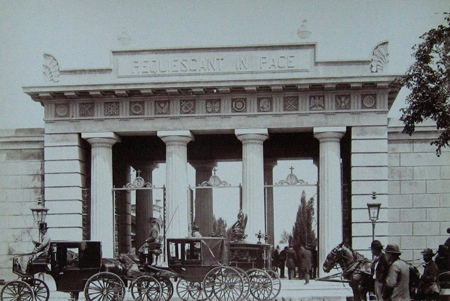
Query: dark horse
322 243 373 301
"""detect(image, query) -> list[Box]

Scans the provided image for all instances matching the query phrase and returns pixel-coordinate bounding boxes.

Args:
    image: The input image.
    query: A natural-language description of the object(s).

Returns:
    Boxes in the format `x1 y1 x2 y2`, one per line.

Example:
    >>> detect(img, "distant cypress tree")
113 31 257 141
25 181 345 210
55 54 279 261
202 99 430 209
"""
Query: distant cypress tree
291 190 316 249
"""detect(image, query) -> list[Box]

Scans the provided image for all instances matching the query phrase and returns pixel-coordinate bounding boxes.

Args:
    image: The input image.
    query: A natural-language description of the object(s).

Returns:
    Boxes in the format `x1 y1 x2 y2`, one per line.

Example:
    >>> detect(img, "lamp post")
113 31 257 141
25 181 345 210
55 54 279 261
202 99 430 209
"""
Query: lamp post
367 192 381 243
30 197 48 240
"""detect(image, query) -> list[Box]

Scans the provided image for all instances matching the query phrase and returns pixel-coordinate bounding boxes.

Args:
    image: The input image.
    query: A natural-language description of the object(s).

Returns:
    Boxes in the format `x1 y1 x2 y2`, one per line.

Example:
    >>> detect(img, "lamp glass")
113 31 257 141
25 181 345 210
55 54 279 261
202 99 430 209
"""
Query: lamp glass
31 202 49 224
367 203 381 222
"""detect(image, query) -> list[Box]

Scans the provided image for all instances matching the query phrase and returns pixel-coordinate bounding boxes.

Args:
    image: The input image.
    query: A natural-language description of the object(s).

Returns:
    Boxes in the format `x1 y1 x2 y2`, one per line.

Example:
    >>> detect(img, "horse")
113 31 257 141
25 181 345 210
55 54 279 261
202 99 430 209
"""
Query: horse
322 243 373 301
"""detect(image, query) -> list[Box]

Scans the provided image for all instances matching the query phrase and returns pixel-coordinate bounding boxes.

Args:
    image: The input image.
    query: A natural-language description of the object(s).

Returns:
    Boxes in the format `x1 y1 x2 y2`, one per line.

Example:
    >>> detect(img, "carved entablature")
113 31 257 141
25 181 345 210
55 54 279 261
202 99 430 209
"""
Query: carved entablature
25 43 401 123
36 85 392 121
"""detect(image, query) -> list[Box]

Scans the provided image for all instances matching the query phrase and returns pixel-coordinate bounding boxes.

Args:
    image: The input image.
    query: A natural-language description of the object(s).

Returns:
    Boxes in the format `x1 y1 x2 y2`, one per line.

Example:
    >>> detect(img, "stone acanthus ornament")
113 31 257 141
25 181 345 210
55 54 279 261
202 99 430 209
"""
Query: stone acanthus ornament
297 19 311 39
227 210 248 242
199 168 230 187
43 53 60 83
370 42 389 73
276 166 307 185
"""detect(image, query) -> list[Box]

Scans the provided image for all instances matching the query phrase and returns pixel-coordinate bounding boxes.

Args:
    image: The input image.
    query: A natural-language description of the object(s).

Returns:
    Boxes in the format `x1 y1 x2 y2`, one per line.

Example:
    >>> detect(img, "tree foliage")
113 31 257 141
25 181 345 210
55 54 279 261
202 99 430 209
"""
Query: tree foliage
291 191 316 249
398 17 450 156
279 229 291 244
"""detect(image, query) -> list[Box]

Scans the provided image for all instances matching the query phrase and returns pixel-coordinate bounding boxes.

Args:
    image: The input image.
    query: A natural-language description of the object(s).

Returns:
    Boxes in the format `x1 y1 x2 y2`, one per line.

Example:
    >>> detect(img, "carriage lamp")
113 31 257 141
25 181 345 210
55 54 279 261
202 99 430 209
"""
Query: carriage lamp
367 192 381 242
30 197 49 225
256 231 267 244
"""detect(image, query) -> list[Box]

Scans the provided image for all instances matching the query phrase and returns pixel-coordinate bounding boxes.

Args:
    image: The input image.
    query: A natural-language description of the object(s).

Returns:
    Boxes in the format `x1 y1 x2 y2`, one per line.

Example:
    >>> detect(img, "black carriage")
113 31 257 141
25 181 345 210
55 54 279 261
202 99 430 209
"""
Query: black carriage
164 237 281 301
0 240 166 301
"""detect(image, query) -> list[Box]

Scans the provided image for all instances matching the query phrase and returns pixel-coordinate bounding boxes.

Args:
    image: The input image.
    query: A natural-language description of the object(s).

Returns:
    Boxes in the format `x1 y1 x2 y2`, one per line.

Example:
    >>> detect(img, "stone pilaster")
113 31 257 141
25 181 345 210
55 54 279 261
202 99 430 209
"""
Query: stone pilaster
314 127 345 276
264 160 277 245
133 162 158 249
82 132 120 258
191 161 216 236
157 131 193 238
235 129 268 243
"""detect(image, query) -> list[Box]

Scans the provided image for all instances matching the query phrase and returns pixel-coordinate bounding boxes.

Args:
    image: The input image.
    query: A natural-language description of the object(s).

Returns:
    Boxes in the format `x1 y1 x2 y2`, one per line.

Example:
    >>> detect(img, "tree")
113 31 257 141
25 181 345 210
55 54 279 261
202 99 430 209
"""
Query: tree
398 16 450 156
291 191 316 249
279 229 291 244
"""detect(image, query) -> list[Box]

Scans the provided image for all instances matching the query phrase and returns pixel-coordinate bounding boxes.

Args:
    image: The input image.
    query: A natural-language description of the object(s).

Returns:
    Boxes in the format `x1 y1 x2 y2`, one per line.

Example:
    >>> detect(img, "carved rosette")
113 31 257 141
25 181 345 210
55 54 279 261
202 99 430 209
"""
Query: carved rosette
130 102 144 115
55 103 69 117
232 98 247 113
104 102 119 116
362 94 376 109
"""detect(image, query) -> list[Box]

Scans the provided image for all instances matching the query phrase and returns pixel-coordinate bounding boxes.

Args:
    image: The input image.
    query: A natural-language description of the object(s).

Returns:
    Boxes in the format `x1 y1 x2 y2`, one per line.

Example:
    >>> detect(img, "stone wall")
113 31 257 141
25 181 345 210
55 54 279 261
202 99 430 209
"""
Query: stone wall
0 128 44 279
388 121 450 262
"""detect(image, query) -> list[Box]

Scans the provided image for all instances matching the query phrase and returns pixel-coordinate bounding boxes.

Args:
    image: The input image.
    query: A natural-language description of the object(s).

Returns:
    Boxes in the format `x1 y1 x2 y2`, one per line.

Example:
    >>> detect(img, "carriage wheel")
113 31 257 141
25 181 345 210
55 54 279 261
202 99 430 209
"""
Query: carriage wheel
84 271 126 301
246 268 273 301
0 280 35 301
157 276 174 301
130 275 161 301
176 279 211 301
29 278 50 301
203 266 244 301
231 267 251 300
264 269 281 300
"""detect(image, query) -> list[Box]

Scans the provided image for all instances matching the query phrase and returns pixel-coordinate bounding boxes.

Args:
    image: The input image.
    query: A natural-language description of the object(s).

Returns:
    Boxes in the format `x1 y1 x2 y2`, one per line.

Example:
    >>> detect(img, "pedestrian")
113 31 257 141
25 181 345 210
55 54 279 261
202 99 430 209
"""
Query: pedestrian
382 244 410 301
285 245 298 280
297 244 312 284
279 246 287 278
272 245 280 273
417 248 440 301
370 240 388 301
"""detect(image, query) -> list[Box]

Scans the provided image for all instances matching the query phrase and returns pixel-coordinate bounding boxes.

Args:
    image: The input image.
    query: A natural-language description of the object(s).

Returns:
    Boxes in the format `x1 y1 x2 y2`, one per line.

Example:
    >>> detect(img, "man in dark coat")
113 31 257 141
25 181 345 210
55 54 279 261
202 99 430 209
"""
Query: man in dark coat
370 240 388 300
297 244 313 284
279 246 287 278
285 246 298 280
383 244 410 301
417 248 440 301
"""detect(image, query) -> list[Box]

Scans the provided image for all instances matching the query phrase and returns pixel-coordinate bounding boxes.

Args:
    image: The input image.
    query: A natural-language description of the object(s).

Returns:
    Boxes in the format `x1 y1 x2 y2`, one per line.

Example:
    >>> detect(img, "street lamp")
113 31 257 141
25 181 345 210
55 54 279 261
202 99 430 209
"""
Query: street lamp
30 197 48 225
367 192 381 243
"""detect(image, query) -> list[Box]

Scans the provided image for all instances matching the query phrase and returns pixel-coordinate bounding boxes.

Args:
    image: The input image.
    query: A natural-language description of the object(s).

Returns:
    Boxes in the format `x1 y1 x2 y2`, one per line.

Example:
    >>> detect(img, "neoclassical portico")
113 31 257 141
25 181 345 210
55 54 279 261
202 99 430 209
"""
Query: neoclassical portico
24 41 400 272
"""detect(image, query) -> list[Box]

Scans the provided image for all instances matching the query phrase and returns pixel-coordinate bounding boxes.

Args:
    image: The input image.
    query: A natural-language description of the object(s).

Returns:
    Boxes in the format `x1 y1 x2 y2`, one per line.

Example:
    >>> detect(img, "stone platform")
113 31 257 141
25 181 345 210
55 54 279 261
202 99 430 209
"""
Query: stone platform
46 277 354 300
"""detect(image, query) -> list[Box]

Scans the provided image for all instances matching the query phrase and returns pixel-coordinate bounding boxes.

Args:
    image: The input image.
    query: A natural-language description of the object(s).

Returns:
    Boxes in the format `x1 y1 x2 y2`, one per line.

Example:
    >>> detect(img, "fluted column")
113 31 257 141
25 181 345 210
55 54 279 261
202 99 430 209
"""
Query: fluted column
82 132 121 258
157 131 193 239
191 161 216 236
133 162 158 249
314 127 345 276
235 129 268 243
264 160 277 245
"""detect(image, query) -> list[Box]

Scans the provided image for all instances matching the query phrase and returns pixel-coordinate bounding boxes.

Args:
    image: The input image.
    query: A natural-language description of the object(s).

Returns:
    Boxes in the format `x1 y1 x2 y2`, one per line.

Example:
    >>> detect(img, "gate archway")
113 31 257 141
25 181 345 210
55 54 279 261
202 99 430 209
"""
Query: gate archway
113 174 166 258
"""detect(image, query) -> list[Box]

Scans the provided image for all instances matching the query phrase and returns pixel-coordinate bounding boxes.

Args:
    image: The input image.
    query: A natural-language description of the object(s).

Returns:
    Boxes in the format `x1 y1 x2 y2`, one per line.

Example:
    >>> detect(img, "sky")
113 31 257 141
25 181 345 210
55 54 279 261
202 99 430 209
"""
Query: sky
0 0 449 129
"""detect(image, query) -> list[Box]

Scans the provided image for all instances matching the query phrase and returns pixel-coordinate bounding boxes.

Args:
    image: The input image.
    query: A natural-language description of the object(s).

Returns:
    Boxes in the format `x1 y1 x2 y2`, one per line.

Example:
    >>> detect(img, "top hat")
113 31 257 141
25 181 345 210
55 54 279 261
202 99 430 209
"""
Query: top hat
39 222 48 230
385 244 401 254
370 240 383 249
421 248 436 256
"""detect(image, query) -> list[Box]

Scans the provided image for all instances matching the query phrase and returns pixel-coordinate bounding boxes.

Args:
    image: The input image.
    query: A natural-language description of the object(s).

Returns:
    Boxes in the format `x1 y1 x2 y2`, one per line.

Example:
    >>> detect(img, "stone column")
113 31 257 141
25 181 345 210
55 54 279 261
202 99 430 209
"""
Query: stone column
133 162 158 249
235 129 268 243
157 131 193 239
191 161 216 236
82 132 120 258
314 127 345 276
264 160 277 245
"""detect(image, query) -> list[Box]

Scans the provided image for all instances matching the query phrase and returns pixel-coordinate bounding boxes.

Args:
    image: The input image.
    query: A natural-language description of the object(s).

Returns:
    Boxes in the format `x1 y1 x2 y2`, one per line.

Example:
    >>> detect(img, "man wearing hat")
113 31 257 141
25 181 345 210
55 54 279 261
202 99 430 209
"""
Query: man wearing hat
417 248 440 300
371 240 388 300
32 222 51 257
383 244 410 301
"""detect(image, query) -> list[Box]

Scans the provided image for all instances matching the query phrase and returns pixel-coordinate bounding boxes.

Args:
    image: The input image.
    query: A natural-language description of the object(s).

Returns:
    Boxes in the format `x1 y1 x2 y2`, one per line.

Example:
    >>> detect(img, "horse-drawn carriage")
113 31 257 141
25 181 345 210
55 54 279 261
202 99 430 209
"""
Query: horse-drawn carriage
1 237 280 301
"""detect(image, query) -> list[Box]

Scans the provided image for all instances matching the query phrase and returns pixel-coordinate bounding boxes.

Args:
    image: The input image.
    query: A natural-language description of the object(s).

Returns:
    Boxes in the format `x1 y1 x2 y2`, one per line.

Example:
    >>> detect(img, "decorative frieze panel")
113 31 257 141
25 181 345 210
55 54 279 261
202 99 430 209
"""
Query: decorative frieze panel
180 100 195 114
206 99 221 113
335 95 351 110
309 95 325 111
232 98 247 113
362 94 377 109
155 101 169 115
55 103 70 117
104 102 120 116
80 103 94 117
283 96 299 111
258 97 272 112
130 101 144 115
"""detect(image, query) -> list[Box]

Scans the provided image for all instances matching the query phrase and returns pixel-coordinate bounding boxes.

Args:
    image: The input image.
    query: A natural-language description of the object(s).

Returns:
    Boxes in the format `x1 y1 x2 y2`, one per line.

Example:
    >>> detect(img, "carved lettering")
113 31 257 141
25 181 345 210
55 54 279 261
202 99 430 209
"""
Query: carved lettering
132 57 224 75
259 55 296 70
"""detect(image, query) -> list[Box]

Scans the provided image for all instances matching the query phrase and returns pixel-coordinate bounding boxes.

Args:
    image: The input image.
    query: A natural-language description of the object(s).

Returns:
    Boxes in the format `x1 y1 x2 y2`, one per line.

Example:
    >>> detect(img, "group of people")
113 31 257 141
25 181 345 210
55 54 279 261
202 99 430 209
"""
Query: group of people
370 239 446 301
272 244 317 284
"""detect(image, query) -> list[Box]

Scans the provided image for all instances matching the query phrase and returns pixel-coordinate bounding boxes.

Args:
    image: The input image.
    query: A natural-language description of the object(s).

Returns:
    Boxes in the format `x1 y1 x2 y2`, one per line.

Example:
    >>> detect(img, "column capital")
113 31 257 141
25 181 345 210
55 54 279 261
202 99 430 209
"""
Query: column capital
82 132 121 145
313 127 346 141
190 160 217 171
157 130 193 144
235 129 268 143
